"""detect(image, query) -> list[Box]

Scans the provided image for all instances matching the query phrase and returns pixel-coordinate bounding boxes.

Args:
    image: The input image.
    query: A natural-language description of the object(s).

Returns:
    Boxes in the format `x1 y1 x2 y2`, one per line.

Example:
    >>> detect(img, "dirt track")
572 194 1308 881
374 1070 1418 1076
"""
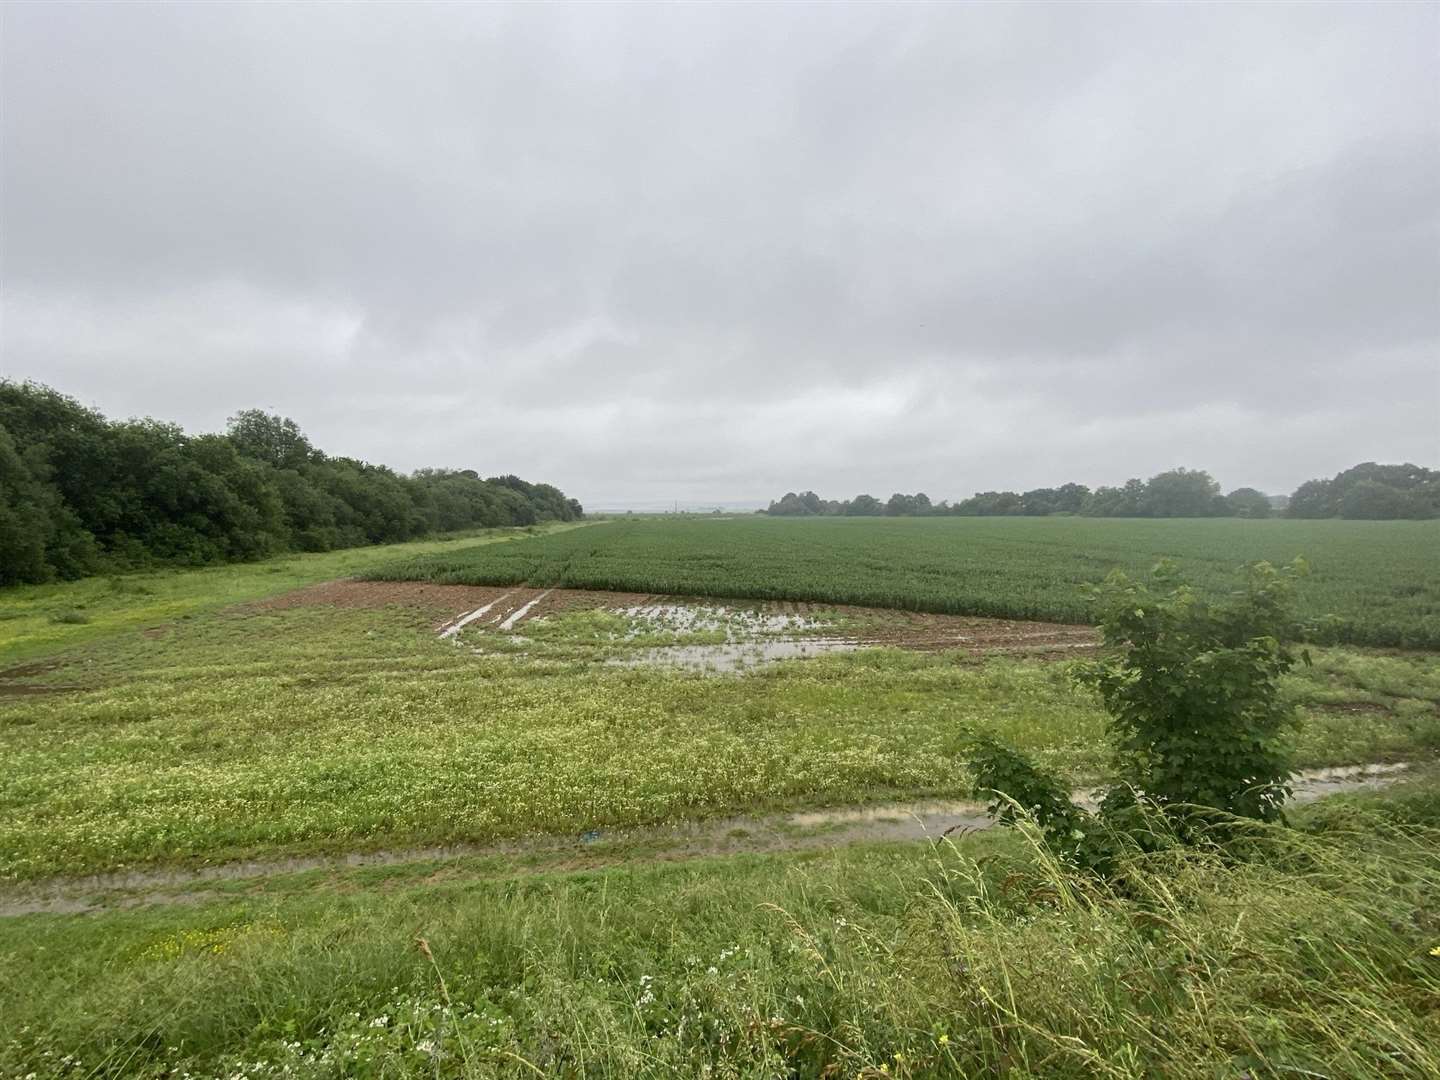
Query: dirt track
0 762 1412 917
253 580 1100 656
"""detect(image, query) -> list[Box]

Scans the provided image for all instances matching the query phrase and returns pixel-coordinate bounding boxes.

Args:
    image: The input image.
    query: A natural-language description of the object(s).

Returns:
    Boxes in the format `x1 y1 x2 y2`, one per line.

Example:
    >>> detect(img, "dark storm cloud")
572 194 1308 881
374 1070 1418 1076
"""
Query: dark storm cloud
3 1 1436 506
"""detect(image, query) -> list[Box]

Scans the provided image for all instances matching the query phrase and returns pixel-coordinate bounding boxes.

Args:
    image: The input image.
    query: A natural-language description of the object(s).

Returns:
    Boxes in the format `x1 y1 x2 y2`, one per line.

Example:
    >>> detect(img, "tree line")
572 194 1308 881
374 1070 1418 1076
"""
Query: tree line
0 381 583 586
765 462 1439 520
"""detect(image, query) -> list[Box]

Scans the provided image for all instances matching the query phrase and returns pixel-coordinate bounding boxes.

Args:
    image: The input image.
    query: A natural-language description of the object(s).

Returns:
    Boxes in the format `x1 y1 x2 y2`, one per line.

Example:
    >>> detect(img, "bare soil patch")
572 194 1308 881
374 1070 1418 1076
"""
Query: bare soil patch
0 659 83 698
251 580 515 624
252 579 1100 656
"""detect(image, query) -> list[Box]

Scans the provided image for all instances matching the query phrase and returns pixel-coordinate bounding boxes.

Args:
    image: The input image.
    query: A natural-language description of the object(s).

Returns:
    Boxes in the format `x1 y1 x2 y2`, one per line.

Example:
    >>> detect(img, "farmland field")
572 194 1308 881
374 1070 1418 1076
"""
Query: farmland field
4 526 1440 1078
371 515 1440 647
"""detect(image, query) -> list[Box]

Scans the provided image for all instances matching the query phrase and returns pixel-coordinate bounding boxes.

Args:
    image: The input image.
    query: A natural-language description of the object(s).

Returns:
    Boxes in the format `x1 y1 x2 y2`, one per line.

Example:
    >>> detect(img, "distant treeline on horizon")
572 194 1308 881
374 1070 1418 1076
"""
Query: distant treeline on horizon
764 463 1440 521
0 381 583 587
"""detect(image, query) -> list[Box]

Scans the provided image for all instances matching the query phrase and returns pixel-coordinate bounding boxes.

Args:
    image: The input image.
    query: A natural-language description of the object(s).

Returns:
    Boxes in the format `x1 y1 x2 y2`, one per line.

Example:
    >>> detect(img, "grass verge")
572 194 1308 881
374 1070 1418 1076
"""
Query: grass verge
0 522 589 668
2 776 1437 1079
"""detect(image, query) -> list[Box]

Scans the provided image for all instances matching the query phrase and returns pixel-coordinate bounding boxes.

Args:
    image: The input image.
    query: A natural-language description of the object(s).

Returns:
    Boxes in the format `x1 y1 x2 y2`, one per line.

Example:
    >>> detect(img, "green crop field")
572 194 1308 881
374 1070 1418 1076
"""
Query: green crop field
372 515 1440 647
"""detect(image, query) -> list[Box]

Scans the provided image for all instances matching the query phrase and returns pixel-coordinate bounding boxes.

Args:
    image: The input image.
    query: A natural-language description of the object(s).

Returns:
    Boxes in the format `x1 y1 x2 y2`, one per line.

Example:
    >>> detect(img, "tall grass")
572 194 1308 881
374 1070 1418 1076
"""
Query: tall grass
5 792 1437 1078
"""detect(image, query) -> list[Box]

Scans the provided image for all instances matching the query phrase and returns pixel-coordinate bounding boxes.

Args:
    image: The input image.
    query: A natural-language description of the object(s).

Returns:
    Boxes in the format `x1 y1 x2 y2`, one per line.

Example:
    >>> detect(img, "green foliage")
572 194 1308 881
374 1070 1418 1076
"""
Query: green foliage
226 408 315 469
1076 559 1309 823
776 463 1437 522
1224 486 1273 518
1132 467 1223 517
372 515 1440 647
2 796 1437 1079
0 381 582 585
1288 461 1440 520
972 560 1313 871
968 735 1084 834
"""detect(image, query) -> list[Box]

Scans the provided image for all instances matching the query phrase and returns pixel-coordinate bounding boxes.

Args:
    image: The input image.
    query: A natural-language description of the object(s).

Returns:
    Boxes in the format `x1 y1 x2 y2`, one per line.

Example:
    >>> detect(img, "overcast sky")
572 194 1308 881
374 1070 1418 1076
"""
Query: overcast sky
2 2 1436 508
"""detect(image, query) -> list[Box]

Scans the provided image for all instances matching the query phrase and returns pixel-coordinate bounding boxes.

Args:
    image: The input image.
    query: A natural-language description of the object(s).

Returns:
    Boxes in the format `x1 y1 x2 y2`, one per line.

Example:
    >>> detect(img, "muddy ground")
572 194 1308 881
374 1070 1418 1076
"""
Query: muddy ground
0 763 1414 917
253 579 1101 656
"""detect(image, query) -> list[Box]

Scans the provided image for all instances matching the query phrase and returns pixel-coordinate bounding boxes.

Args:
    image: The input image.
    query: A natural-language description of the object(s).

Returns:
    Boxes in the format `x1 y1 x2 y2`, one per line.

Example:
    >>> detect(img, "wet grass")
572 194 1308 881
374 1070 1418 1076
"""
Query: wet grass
4 541 1439 1078
2 777 1436 1079
0 522 588 669
2 593 1436 882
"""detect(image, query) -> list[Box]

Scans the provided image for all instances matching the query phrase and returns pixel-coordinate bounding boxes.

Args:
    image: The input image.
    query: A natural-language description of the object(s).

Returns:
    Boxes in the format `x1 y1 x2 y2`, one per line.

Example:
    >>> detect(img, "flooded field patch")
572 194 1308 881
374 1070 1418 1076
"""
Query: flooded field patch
253 580 1100 669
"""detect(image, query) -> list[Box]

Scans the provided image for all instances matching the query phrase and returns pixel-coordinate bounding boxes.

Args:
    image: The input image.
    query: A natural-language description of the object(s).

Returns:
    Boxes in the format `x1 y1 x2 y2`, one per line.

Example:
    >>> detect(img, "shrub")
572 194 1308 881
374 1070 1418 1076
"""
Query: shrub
971 558 1312 867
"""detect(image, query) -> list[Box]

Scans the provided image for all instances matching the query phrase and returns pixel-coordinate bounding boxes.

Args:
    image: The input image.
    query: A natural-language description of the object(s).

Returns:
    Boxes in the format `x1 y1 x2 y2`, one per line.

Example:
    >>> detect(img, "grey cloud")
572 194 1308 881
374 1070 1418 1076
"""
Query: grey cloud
2 1 1436 506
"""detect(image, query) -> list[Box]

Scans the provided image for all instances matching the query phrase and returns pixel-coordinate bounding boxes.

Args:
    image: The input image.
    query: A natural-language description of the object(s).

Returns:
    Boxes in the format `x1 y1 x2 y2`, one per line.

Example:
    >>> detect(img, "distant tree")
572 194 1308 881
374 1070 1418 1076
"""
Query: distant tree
1020 487 1058 516
957 490 1022 516
0 380 579 581
1053 483 1090 514
1286 478 1336 518
1225 487 1273 519
845 494 883 516
1288 462 1439 520
1082 479 1146 517
1140 468 1222 518
885 492 932 516
1339 480 1425 520
766 491 824 516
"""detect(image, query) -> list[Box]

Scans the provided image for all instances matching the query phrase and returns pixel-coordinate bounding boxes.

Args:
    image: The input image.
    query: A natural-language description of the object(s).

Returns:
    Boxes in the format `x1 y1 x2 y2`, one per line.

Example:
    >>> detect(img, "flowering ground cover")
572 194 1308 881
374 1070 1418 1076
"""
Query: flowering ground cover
2 591 1437 882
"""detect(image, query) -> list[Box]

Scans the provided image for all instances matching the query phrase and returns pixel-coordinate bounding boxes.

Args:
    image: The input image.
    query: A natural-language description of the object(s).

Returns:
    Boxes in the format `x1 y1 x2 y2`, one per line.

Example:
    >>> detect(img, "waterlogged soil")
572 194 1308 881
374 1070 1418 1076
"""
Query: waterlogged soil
253 580 1100 663
614 638 867 672
0 763 1413 917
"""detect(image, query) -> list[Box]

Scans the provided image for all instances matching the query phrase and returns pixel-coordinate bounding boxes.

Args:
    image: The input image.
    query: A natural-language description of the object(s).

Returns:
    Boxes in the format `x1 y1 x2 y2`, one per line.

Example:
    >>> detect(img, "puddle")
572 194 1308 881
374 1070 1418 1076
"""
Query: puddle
416 586 1099 661
610 637 864 672
498 590 553 630
1286 761 1412 802
612 603 831 637
446 594 855 670
0 763 1416 916
438 591 514 640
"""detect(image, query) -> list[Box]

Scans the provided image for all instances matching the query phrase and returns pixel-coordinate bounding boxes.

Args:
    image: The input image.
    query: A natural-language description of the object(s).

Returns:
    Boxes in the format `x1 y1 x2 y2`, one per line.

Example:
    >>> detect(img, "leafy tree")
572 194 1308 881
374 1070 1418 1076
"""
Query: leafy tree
1288 463 1439 520
226 410 315 469
956 490 1022 516
0 425 57 584
1224 487 1272 519
1286 478 1336 518
766 491 821 516
1082 478 1147 517
1140 468 1222 517
0 380 581 581
845 494 883 516
885 492 931 516
1019 487 1059 516
1052 482 1090 514
1339 479 1425 520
